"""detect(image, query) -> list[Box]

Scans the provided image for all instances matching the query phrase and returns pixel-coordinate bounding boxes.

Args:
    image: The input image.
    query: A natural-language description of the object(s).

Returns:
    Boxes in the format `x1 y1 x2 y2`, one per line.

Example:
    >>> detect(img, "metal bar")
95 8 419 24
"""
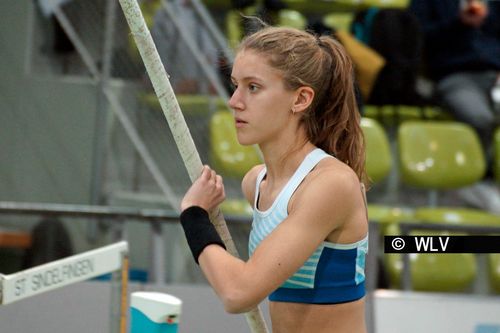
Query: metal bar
53 2 180 214
150 222 166 284
366 221 379 333
88 0 119 242
103 87 181 211
160 0 230 101
53 6 100 79
189 0 234 63
0 201 251 224
399 222 500 234
102 0 117 79
24 0 35 76
366 222 379 292
0 201 177 221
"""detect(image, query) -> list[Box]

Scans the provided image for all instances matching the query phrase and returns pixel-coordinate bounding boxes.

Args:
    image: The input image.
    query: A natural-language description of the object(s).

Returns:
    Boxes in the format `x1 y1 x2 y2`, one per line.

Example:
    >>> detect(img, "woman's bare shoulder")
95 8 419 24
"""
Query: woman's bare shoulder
241 164 265 204
292 158 362 215
315 157 360 187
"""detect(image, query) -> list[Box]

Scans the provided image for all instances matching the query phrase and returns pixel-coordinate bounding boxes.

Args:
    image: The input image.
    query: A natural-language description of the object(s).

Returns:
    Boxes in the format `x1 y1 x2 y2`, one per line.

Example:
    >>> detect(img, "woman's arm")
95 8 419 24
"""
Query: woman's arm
187 164 363 313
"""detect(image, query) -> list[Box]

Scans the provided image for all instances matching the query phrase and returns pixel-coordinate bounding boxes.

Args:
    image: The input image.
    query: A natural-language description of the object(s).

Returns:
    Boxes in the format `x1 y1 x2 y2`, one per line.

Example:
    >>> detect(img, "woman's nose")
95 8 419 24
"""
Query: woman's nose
228 88 243 110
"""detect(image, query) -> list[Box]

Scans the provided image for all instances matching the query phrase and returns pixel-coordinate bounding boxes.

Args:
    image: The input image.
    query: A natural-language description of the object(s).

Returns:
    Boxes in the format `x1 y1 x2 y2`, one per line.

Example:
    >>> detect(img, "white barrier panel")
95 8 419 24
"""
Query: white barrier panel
0 241 128 305
374 290 500 333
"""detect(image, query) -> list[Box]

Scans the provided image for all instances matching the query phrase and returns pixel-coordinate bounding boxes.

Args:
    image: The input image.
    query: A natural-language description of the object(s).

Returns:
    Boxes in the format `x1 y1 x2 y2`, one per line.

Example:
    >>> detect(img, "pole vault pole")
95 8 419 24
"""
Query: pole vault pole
117 1 269 332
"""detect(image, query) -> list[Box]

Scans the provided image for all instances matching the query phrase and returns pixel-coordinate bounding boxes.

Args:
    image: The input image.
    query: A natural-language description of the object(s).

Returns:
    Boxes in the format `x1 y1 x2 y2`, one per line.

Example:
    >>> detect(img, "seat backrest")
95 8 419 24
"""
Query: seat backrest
278 9 307 30
398 121 486 189
384 224 477 292
209 110 262 179
361 117 393 183
226 8 306 49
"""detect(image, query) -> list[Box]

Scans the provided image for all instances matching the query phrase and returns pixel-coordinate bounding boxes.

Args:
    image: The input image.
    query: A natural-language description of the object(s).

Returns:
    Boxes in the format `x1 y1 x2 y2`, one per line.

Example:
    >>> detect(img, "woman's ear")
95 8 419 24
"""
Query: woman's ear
292 86 315 114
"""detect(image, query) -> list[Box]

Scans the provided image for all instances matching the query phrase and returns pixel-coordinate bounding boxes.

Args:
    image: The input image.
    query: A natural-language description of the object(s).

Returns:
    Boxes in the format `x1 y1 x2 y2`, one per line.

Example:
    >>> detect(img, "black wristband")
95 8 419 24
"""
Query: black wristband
180 206 226 264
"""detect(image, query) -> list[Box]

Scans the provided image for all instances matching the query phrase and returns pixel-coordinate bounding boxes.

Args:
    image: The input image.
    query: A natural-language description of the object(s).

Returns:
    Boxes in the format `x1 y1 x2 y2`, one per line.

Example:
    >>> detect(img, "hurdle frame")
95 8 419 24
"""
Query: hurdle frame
0 241 129 333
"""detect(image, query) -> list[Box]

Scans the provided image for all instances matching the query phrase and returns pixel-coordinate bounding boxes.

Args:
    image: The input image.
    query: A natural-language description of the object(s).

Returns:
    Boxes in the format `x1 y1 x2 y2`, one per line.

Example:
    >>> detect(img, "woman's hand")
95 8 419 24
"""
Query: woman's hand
181 165 225 213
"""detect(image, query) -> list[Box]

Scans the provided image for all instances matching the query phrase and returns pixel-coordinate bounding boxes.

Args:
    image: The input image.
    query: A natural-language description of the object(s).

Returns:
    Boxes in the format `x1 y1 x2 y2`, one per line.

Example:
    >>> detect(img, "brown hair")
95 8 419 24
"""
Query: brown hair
238 26 367 185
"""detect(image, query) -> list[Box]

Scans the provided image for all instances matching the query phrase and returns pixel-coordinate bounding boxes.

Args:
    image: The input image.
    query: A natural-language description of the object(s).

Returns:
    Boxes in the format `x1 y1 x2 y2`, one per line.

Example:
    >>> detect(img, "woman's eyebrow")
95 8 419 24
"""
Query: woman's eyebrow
231 75 264 83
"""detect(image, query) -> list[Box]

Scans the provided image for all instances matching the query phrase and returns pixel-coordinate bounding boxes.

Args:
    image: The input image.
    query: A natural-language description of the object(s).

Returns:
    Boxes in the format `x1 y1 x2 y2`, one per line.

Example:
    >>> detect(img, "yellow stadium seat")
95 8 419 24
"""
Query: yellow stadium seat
209 110 262 216
384 224 477 292
361 118 415 230
398 121 500 223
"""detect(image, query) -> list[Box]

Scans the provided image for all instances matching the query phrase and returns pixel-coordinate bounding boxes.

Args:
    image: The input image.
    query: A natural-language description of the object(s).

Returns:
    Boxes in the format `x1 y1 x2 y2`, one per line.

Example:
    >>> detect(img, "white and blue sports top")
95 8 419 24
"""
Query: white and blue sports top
248 148 368 304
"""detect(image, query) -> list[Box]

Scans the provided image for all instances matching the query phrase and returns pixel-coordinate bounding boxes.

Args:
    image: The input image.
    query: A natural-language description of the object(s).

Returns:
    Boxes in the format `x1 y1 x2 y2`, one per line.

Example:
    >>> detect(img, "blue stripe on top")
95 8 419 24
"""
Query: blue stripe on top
248 148 368 304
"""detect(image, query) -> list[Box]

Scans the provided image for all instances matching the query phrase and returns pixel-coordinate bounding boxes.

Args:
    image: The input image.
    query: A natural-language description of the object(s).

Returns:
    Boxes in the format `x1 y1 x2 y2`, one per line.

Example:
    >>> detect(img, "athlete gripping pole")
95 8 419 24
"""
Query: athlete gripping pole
117 1 269 332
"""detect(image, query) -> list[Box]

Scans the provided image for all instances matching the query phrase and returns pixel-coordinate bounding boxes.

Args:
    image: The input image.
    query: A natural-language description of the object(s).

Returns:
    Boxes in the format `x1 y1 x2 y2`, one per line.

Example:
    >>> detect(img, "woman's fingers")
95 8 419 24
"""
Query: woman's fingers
181 165 225 212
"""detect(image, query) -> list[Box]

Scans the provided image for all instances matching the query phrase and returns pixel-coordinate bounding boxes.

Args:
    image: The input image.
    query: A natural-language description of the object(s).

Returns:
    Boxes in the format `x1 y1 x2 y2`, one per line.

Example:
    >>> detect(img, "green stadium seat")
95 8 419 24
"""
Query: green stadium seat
278 9 307 30
209 110 262 216
139 93 226 115
362 117 392 183
361 118 415 231
363 105 453 127
225 7 306 50
384 224 477 292
397 121 500 292
398 121 487 190
489 254 500 293
323 12 355 32
398 121 500 221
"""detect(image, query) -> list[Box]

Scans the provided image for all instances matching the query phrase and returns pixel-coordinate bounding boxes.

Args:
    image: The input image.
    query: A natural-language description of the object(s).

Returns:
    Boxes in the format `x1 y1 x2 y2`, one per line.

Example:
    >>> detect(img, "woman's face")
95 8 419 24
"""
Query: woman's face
228 50 298 146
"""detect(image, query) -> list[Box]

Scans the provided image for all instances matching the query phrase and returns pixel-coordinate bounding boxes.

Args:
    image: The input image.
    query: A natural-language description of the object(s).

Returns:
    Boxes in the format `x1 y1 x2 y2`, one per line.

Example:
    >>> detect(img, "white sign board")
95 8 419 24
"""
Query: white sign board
0 241 128 305
374 290 500 333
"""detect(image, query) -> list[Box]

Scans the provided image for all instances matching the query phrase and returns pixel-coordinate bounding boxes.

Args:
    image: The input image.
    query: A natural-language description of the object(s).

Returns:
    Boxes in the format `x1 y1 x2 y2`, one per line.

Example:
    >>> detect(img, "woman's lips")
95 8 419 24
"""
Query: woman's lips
235 118 247 128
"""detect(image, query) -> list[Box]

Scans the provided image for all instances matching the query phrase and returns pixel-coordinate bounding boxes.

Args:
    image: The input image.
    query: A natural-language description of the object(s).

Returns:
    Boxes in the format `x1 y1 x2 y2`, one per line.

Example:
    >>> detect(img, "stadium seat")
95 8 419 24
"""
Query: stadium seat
361 118 415 231
140 93 226 115
363 105 453 127
225 7 257 50
278 9 307 30
489 254 500 293
397 121 500 293
398 121 486 190
362 118 392 183
398 121 500 227
209 110 262 216
323 12 354 32
384 224 477 292
225 7 306 50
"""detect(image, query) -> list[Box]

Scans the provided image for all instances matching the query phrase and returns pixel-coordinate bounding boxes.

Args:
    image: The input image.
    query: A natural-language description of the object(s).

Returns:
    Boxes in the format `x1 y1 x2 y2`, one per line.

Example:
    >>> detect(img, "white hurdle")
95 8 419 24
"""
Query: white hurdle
0 241 129 333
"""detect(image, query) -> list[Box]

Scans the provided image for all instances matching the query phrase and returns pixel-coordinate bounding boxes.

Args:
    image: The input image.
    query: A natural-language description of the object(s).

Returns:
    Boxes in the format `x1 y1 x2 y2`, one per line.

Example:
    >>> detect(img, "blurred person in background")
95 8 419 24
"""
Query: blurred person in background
410 0 500 215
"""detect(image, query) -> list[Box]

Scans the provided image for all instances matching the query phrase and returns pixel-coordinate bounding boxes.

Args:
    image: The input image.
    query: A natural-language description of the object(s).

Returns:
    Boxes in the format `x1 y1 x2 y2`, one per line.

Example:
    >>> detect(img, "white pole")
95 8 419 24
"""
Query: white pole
117 1 269 332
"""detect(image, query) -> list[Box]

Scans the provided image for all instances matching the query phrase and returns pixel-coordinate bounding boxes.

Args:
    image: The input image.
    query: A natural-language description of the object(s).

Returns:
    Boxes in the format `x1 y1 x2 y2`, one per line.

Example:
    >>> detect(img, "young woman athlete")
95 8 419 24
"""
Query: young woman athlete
179 26 368 333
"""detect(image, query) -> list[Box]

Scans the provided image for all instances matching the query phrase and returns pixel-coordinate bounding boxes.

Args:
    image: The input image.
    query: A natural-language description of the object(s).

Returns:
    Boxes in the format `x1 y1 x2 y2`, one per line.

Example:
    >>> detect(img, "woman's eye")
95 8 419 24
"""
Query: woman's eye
249 84 259 92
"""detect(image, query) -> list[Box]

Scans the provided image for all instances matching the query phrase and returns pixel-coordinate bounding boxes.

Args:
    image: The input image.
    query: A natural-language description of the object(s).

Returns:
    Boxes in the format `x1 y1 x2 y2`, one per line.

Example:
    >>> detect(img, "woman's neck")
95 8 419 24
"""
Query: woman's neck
259 139 316 182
